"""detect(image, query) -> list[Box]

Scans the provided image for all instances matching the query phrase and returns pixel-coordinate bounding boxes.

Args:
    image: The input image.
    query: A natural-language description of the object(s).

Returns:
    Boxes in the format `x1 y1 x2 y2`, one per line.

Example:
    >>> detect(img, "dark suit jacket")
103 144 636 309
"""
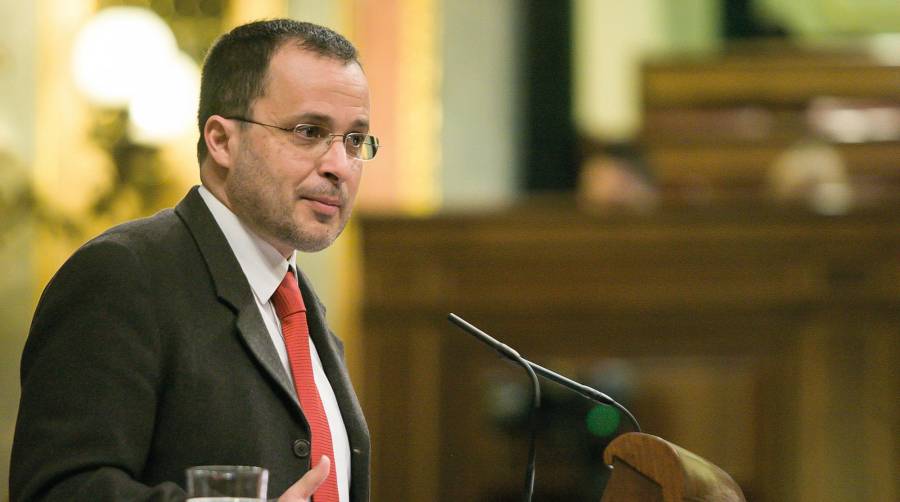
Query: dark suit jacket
10 187 369 501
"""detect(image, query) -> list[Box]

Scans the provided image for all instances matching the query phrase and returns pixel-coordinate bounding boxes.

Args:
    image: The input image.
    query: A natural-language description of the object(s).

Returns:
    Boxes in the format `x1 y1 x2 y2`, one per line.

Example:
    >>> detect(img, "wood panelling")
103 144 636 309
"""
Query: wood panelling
640 45 900 206
358 203 899 501
643 44 900 107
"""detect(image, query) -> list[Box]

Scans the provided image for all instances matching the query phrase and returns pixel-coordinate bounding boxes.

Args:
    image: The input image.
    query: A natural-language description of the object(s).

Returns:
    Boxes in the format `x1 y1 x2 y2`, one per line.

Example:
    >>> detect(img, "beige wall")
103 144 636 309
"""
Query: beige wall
0 0 36 497
440 0 521 209
573 0 720 141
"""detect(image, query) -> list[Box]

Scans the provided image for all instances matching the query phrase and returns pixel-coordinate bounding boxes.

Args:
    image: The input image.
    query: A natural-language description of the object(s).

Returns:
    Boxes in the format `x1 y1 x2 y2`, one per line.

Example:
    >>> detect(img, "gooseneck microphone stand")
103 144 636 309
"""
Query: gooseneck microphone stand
447 313 641 502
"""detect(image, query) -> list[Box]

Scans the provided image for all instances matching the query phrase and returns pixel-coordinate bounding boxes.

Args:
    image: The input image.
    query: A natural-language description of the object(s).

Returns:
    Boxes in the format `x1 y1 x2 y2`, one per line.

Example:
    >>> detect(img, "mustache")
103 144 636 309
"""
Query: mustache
296 185 346 204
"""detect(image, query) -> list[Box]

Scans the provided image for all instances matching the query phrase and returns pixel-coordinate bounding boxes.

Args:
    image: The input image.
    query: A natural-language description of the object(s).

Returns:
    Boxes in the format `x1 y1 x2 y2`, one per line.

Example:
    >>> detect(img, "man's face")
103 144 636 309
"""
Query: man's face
225 44 370 255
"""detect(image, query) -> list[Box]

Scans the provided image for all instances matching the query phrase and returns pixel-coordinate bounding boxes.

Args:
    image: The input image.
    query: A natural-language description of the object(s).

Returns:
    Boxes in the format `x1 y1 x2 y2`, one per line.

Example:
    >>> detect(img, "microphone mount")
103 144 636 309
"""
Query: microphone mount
447 313 641 433
447 313 539 502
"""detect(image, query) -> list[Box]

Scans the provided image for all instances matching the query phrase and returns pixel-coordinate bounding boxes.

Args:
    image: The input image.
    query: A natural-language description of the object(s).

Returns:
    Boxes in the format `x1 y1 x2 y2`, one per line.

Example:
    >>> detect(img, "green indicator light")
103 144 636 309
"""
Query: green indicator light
586 404 621 437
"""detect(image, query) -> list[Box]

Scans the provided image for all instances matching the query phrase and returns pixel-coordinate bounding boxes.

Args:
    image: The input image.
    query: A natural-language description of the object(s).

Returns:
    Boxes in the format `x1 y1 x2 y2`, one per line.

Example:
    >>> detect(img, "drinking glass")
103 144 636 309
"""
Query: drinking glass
185 465 268 501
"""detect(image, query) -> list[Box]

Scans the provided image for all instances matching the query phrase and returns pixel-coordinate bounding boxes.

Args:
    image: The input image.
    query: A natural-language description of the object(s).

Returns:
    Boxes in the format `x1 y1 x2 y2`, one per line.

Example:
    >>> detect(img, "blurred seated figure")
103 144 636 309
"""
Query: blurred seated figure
578 141 658 213
767 139 854 215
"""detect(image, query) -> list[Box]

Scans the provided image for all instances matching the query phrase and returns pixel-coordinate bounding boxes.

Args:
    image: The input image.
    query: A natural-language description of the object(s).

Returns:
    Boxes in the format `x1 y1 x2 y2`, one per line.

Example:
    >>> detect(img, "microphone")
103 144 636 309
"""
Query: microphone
448 313 539 502
447 313 641 432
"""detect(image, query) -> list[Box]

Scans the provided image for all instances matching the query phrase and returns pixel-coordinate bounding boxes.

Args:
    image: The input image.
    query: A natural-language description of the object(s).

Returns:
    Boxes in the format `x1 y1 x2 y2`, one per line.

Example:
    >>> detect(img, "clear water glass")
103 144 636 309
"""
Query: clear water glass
185 465 268 501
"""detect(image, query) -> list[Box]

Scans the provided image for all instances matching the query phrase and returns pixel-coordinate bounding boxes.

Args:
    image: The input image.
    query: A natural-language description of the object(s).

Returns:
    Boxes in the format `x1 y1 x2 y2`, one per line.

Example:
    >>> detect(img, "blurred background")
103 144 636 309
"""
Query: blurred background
1 0 898 500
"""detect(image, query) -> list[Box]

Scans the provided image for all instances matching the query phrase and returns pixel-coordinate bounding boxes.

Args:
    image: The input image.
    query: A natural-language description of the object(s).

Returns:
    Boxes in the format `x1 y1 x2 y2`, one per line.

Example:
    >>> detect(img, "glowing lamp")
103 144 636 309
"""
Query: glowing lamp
129 51 200 144
72 7 178 107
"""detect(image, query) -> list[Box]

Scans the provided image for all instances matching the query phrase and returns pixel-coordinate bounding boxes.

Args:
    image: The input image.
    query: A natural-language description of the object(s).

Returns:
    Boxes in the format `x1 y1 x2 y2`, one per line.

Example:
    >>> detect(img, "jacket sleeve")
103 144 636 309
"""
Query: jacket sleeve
10 237 186 502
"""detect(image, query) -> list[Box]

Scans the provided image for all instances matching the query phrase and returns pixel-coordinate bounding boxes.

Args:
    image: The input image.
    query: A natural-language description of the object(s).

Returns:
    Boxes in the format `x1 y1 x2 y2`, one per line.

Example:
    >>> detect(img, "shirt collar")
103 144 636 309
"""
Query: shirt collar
198 185 297 304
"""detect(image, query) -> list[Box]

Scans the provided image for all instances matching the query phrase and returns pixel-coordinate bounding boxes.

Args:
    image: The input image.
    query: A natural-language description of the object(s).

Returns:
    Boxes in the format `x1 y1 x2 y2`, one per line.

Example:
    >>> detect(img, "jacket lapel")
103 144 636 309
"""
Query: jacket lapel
174 187 300 410
297 270 370 498
176 186 369 498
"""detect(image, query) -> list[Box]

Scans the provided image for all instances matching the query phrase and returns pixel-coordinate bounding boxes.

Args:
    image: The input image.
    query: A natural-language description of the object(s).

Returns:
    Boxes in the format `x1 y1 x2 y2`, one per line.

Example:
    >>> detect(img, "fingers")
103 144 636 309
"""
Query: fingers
278 456 331 502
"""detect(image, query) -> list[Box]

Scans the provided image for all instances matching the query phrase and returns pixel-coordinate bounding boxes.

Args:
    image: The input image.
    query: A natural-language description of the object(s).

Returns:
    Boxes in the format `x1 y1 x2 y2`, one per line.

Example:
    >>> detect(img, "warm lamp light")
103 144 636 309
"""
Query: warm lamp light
72 7 178 107
72 6 201 144
129 51 200 144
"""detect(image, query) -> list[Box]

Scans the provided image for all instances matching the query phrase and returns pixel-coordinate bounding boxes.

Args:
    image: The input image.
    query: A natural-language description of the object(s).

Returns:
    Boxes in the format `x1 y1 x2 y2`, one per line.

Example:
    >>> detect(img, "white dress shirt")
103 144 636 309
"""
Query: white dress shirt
199 186 350 502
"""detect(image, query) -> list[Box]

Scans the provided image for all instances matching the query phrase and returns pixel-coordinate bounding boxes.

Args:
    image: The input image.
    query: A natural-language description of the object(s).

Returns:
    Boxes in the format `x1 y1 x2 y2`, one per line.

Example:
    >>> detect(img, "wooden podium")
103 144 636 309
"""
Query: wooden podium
359 202 900 500
601 433 746 502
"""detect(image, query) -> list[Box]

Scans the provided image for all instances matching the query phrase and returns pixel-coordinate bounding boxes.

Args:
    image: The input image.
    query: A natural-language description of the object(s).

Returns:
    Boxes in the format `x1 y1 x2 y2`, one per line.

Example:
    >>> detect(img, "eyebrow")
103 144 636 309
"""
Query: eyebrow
288 112 370 131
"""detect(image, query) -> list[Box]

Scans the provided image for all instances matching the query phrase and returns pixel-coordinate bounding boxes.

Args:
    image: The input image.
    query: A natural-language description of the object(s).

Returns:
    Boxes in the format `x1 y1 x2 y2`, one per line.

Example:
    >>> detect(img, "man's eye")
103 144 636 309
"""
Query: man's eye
347 134 366 148
293 125 327 139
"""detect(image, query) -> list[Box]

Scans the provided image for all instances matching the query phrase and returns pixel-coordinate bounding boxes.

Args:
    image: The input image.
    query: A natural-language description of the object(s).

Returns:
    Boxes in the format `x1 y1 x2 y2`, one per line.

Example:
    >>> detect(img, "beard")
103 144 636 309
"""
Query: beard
225 140 349 253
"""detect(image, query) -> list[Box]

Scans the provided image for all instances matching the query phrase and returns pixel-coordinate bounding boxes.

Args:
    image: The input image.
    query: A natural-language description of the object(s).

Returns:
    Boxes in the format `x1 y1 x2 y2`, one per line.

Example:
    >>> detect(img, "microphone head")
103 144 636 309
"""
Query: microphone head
448 313 522 359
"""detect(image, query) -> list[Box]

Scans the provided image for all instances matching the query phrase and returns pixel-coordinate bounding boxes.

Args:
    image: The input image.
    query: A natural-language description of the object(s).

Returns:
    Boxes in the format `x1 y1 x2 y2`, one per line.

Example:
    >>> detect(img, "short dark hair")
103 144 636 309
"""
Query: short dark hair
196 19 359 163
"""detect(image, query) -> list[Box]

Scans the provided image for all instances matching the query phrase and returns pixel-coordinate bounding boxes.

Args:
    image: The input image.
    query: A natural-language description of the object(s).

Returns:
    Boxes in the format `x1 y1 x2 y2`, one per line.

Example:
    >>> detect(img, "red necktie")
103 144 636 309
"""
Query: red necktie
271 270 339 502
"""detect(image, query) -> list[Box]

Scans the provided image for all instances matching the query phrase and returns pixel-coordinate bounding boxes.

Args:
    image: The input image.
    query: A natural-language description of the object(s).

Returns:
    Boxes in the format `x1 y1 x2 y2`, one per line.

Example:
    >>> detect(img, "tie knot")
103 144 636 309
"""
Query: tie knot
271 270 306 319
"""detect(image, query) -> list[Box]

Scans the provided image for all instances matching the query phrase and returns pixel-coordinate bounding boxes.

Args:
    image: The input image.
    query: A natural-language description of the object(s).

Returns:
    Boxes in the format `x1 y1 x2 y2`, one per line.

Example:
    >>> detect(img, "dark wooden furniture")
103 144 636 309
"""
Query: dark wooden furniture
358 202 900 501
641 43 900 206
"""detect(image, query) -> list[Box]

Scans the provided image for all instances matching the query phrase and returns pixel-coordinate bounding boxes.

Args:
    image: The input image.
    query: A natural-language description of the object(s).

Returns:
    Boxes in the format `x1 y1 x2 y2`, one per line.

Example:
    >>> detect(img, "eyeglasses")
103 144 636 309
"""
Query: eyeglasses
225 116 379 161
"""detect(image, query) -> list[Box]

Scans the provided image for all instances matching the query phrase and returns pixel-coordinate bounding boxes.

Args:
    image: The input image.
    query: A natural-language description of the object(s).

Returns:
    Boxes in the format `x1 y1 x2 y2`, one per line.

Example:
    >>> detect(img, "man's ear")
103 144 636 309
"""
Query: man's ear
204 115 238 168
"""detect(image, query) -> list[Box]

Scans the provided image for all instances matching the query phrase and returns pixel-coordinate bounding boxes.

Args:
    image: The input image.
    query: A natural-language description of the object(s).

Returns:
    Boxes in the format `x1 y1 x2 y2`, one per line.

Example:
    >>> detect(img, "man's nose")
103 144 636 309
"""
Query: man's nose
318 137 354 182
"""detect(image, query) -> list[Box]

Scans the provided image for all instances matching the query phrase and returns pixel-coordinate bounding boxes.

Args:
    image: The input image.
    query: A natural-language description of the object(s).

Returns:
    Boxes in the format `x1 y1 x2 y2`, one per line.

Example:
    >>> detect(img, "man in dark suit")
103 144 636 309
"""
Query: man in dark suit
10 19 377 502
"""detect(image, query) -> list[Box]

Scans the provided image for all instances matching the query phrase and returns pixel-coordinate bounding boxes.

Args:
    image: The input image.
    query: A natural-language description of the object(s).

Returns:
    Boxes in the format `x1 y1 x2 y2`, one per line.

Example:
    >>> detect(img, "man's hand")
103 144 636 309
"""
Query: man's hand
278 456 331 502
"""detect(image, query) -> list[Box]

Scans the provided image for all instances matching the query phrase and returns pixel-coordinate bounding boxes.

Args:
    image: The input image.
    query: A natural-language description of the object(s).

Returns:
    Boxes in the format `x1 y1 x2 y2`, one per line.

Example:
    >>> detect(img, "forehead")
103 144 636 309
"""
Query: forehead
258 44 370 122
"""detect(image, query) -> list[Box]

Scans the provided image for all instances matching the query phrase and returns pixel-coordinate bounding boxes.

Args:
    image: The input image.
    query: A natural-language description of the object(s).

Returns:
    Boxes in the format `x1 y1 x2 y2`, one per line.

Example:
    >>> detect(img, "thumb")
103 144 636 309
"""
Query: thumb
278 456 331 502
